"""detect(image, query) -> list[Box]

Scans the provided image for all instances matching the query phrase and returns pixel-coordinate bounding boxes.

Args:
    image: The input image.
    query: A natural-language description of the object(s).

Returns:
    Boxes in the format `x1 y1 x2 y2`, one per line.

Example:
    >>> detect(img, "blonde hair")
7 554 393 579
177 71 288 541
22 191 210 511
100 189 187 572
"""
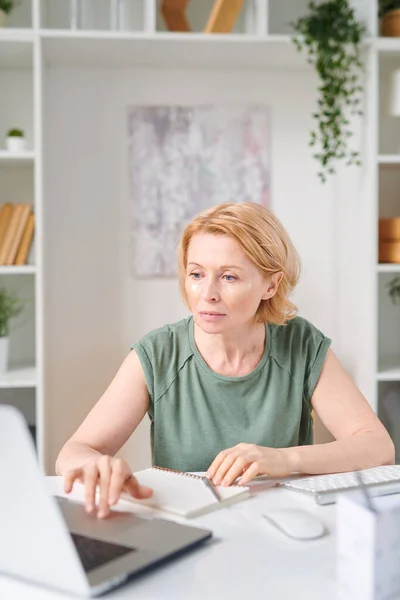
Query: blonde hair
177 202 301 325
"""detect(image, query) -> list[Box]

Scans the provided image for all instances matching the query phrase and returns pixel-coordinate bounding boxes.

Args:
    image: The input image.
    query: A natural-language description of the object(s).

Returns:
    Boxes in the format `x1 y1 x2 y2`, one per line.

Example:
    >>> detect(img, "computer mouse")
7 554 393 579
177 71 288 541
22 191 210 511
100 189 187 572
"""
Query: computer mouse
262 508 326 541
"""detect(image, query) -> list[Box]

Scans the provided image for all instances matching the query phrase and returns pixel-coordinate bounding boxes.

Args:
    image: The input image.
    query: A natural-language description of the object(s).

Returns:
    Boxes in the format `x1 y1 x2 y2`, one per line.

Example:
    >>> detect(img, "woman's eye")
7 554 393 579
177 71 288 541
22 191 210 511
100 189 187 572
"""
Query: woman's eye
223 275 237 282
190 272 202 279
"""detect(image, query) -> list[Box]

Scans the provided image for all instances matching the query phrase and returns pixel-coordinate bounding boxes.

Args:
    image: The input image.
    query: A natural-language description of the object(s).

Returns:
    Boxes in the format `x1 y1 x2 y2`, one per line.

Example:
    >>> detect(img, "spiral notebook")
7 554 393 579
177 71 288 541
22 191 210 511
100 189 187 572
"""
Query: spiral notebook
122 467 250 518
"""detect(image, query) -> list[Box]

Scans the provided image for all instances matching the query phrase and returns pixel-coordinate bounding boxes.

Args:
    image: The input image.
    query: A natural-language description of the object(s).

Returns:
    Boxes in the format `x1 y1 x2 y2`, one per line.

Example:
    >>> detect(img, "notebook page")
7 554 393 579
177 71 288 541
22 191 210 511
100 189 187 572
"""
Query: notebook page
122 468 249 518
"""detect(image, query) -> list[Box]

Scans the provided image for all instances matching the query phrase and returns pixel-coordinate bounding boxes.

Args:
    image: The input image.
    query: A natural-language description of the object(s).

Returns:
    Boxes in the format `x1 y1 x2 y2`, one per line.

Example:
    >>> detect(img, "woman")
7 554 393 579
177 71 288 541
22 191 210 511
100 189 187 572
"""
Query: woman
56 202 394 518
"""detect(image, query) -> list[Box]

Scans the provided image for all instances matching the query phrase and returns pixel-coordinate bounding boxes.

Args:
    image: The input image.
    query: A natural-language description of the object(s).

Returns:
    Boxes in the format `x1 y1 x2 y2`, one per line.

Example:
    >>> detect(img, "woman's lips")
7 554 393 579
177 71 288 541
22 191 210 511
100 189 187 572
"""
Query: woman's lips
199 311 226 320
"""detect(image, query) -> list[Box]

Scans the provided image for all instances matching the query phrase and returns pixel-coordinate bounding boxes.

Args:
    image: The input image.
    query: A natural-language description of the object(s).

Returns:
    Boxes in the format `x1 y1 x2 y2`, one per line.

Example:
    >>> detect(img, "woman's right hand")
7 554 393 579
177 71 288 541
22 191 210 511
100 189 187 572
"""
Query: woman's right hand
63 455 153 519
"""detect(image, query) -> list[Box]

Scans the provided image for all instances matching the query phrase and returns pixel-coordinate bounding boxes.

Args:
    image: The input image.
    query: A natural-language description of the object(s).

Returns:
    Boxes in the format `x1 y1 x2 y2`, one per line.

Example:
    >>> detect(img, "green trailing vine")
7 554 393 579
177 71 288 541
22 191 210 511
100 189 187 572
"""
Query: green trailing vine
292 0 366 183
387 277 400 306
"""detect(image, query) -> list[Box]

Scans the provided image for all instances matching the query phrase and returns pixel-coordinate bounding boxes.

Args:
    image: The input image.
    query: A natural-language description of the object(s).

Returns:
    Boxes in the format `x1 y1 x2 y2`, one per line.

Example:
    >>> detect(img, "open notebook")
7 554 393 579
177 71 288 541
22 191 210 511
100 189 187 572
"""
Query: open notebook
121 467 250 518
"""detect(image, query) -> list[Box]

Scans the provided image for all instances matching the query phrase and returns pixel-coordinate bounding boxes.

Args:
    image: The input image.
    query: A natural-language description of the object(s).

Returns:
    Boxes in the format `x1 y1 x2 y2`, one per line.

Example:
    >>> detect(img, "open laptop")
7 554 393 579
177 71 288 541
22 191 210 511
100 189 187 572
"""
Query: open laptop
0 405 212 596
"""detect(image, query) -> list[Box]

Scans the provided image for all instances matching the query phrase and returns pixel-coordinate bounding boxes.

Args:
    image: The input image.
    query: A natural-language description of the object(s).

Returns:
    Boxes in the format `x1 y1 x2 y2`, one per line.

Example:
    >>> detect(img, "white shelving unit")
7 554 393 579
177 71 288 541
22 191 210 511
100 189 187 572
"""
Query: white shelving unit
3 0 400 470
377 18 400 459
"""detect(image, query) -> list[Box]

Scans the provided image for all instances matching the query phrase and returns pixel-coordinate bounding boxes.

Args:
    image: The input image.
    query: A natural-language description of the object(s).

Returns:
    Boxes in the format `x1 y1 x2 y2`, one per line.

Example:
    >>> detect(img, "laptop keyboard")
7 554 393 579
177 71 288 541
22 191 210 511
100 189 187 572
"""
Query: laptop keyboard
70 533 135 573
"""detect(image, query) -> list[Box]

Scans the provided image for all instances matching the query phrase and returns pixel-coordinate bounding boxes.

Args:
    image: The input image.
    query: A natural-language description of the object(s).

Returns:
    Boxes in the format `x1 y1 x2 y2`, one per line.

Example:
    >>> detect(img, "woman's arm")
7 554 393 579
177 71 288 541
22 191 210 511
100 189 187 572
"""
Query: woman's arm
285 348 395 474
55 349 149 475
207 349 395 486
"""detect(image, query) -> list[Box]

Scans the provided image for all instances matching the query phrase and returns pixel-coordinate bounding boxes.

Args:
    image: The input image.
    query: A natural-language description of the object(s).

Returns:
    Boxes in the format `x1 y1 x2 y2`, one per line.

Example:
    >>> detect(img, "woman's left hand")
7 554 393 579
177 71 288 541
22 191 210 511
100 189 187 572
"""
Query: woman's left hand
206 443 294 487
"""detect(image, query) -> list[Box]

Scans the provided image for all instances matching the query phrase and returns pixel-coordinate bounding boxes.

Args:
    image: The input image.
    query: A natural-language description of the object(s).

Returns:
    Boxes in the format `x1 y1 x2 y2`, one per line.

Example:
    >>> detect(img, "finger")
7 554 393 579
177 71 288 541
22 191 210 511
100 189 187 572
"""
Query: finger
64 468 82 493
238 461 261 486
97 456 112 518
212 453 238 486
83 463 99 514
220 457 248 487
108 459 129 505
124 477 153 500
206 449 230 480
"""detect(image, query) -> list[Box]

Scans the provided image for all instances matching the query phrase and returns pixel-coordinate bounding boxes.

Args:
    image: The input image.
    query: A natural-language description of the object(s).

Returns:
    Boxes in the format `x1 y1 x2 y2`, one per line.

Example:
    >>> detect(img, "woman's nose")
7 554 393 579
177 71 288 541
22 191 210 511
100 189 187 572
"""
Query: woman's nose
201 279 220 301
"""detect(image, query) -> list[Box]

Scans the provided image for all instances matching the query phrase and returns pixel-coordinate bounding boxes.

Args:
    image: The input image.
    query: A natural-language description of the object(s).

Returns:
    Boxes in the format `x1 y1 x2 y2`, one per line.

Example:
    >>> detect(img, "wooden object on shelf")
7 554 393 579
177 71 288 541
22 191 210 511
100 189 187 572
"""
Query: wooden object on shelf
15 214 35 266
204 0 244 34
381 9 400 37
0 203 14 256
6 203 32 266
161 0 191 32
379 217 400 263
379 241 400 263
379 217 400 240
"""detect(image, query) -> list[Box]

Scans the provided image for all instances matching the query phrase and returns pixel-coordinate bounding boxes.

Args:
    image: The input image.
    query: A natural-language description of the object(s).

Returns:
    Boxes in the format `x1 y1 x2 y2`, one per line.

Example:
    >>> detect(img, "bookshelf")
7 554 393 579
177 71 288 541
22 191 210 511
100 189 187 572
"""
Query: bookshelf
3 0 400 471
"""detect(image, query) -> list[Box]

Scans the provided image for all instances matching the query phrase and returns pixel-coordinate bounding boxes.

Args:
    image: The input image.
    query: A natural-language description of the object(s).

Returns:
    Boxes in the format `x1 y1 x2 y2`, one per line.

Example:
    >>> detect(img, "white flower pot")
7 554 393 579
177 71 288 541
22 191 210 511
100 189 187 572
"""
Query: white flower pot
5 136 26 153
0 10 6 28
0 337 9 373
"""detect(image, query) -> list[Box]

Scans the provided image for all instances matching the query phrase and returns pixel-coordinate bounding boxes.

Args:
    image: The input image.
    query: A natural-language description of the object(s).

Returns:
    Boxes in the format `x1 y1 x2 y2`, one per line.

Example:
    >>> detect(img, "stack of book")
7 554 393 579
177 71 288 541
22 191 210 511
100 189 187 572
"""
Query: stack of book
0 203 35 266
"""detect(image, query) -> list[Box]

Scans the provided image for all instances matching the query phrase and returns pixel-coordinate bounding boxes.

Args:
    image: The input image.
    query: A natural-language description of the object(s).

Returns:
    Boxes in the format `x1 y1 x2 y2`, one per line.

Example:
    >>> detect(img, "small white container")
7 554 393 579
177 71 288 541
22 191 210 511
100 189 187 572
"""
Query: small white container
337 491 400 600
5 136 27 153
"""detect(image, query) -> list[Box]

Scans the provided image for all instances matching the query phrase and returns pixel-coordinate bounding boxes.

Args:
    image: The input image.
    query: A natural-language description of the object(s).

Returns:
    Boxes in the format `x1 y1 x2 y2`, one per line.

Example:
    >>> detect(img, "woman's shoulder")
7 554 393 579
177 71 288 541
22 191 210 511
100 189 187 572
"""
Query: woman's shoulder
268 316 331 371
271 315 327 342
131 316 193 363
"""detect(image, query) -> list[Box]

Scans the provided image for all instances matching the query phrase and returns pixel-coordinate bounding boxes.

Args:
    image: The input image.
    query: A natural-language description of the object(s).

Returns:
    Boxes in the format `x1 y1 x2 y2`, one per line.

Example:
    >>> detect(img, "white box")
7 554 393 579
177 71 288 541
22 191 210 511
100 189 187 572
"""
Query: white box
337 491 400 600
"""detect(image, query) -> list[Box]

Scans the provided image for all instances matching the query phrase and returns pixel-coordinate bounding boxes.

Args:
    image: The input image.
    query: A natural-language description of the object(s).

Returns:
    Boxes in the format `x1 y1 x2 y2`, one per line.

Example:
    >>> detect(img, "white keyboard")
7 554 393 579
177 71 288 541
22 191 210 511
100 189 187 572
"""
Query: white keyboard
280 465 400 505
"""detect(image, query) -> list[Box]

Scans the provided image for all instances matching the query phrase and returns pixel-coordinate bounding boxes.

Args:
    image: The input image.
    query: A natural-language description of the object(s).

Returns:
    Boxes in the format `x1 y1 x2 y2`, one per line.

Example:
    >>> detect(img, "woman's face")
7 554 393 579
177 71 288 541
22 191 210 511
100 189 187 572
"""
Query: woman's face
185 233 280 333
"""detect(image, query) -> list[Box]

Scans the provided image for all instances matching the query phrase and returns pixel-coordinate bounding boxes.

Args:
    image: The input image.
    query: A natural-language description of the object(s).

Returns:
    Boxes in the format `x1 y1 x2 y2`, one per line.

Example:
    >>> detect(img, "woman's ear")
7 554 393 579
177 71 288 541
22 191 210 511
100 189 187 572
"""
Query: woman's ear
262 272 283 300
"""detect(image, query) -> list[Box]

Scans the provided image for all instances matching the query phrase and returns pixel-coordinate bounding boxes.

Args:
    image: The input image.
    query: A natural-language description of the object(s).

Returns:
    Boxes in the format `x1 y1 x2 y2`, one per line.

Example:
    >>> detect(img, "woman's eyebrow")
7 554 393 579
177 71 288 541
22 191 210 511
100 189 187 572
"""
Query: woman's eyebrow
187 262 244 271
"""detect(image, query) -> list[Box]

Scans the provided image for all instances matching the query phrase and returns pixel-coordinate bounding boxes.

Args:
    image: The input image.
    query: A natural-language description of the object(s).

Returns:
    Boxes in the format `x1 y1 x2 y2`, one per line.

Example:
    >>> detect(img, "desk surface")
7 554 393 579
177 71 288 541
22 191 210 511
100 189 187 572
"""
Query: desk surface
0 476 337 599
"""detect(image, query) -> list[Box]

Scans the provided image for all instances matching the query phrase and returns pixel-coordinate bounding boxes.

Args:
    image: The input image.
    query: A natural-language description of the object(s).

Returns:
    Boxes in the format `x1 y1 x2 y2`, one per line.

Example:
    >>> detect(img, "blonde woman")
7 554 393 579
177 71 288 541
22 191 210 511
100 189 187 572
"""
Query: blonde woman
56 202 394 518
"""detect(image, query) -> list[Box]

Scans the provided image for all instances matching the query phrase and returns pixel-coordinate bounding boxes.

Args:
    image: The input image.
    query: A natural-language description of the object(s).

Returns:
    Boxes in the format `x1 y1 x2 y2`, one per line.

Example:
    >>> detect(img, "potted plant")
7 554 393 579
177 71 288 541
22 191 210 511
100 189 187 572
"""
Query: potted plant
5 128 26 152
292 0 366 183
0 287 23 373
380 0 400 36
0 1 19 27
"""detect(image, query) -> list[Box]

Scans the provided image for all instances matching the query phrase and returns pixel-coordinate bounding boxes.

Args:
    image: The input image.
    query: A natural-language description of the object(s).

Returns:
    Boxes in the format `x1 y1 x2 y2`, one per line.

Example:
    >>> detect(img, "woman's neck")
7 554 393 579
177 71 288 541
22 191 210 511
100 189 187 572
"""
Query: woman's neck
193 320 267 377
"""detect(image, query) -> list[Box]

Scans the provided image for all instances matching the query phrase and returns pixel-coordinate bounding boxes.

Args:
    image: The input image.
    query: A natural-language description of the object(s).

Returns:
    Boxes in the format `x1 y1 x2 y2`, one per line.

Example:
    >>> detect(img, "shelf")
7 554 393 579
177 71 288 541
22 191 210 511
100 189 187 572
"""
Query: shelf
40 31 310 70
377 358 400 381
378 264 400 273
0 366 36 388
0 30 34 68
0 150 35 165
0 266 36 275
377 37 400 54
378 155 400 165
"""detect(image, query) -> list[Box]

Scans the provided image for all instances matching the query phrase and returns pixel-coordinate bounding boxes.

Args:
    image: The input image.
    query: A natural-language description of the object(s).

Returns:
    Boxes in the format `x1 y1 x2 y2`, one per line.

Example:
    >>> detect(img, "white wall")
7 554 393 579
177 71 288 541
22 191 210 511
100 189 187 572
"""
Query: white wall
0 70 34 150
43 62 371 472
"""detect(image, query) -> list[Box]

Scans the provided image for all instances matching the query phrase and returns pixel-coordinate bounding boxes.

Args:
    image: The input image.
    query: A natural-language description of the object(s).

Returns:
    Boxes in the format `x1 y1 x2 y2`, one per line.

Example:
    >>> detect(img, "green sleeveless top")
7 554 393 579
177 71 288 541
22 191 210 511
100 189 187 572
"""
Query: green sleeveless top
132 316 331 472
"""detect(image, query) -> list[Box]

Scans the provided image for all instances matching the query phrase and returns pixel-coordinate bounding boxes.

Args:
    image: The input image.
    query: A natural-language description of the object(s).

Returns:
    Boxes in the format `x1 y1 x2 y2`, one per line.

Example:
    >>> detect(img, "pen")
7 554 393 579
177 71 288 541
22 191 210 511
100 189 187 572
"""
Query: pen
203 476 222 502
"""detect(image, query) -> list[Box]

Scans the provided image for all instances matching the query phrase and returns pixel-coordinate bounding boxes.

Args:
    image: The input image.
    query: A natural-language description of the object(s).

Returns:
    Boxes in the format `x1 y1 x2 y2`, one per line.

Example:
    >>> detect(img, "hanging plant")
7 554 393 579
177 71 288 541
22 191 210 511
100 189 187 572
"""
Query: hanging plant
292 0 366 183
387 276 400 305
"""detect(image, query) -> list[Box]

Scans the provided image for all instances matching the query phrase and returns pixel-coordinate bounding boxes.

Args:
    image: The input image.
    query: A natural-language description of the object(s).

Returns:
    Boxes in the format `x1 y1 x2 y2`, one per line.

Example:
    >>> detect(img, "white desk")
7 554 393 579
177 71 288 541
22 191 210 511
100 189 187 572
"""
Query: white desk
0 477 337 599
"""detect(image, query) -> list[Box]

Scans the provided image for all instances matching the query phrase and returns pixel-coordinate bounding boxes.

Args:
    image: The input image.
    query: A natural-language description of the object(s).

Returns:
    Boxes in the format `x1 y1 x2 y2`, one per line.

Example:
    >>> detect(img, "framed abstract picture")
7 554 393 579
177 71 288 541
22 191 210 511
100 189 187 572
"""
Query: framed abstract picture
128 105 270 277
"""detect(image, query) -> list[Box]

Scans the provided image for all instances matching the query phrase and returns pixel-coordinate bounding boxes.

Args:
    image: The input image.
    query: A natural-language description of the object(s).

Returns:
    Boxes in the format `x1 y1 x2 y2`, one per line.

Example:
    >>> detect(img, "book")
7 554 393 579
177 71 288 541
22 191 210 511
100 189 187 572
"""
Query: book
122 467 250 518
15 213 35 265
0 204 22 265
5 203 31 265
0 203 14 263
